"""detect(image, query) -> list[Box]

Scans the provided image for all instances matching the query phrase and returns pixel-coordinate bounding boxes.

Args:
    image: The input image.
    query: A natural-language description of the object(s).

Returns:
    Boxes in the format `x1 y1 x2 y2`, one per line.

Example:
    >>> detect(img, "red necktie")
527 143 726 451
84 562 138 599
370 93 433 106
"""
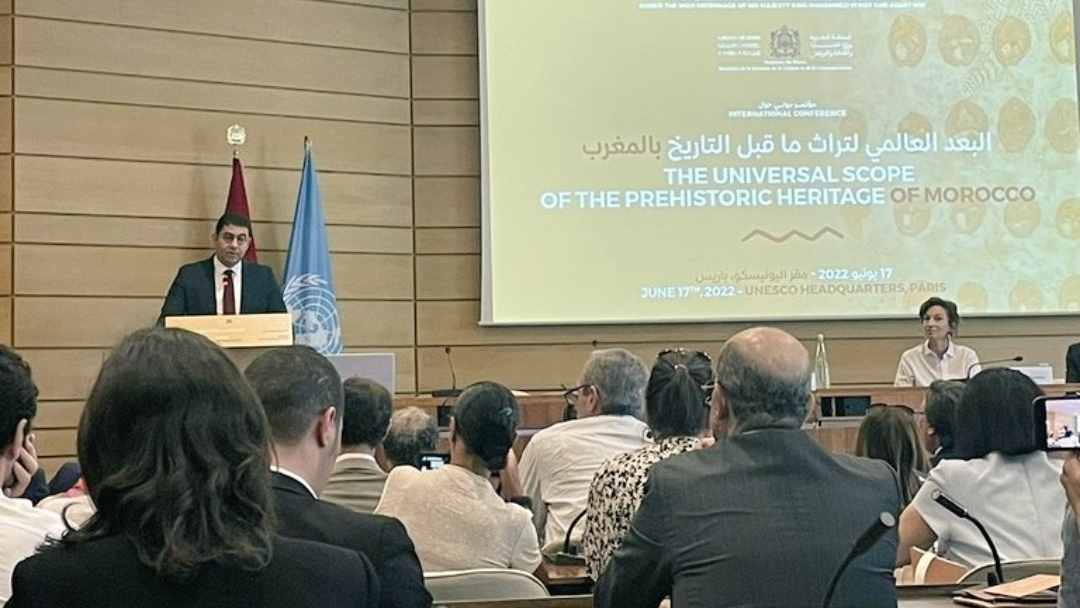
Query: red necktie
222 270 236 315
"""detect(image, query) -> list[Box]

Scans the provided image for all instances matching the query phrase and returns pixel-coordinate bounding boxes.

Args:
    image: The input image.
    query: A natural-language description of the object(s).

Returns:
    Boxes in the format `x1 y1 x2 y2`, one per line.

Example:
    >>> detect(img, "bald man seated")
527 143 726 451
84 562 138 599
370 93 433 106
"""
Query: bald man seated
595 327 902 608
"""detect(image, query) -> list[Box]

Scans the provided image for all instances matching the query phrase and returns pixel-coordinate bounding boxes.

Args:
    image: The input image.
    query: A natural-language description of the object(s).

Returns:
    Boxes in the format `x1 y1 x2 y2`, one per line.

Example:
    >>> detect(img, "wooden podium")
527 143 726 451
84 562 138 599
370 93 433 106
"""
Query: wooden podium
164 313 293 348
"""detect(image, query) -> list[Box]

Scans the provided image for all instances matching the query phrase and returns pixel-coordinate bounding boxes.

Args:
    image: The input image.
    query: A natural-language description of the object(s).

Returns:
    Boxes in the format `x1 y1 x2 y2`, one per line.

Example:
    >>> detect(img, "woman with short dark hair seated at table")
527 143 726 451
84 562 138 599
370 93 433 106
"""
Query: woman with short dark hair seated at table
582 348 713 580
7 328 379 608
855 404 929 507
896 368 1065 569
375 381 541 573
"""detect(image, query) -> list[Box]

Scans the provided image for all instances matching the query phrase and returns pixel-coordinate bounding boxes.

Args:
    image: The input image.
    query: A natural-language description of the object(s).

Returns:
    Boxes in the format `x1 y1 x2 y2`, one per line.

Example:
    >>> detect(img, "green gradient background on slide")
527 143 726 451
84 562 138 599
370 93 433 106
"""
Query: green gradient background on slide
481 0 1080 324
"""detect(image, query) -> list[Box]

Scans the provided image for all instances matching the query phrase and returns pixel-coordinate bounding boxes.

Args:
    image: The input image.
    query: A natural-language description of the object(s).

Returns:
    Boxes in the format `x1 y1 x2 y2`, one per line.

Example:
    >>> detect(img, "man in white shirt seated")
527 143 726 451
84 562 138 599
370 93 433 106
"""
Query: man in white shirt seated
519 348 651 549
0 345 66 603
322 377 393 514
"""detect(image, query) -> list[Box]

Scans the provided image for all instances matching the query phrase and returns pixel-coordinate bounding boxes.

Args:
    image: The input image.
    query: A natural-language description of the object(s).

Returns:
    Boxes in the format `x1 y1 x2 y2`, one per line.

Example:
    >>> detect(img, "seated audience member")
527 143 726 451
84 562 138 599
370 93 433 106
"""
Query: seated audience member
897 368 1064 569
244 346 432 608
582 348 712 580
520 348 651 548
1067 342 1080 383
924 380 964 466
595 327 901 608
1058 453 1080 607
855 404 928 507
376 381 541 573
894 297 979 387
383 407 438 469
8 328 379 608
0 346 65 604
322 377 393 514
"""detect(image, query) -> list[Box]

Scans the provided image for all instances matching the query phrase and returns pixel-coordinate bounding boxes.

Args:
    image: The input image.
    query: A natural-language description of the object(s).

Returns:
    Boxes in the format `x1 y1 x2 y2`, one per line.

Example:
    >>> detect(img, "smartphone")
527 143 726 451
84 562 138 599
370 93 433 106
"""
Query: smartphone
1035 395 1080 451
419 452 450 470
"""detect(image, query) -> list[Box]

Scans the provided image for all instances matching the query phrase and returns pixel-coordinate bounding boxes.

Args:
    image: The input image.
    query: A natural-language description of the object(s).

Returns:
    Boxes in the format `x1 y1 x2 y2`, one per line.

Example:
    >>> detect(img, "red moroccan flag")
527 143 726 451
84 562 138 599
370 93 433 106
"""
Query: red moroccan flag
224 155 258 262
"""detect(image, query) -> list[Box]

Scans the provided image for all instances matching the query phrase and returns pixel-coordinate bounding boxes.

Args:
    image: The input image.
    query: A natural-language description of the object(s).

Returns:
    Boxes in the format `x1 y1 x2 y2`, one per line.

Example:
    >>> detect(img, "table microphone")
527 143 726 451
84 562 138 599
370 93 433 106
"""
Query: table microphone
966 356 1023 379
553 509 589 565
431 346 461 398
821 511 895 608
932 490 1004 585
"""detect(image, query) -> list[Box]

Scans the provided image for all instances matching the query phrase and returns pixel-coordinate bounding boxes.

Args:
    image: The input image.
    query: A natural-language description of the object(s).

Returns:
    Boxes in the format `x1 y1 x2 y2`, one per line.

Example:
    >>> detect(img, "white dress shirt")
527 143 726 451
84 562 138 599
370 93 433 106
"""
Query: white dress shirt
213 256 243 315
375 464 541 573
894 340 979 386
0 494 67 602
518 414 651 547
270 465 318 498
911 451 1064 568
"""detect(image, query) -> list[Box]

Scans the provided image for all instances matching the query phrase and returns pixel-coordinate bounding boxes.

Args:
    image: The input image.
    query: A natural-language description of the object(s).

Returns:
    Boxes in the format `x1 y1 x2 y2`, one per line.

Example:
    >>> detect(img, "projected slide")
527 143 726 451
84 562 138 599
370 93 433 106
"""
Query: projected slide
480 0 1080 325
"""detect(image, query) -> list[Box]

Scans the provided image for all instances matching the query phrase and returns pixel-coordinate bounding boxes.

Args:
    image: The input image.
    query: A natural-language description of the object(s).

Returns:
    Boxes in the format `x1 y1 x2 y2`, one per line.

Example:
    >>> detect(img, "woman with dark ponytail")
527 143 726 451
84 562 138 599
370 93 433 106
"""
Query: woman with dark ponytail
582 349 714 580
375 381 541 573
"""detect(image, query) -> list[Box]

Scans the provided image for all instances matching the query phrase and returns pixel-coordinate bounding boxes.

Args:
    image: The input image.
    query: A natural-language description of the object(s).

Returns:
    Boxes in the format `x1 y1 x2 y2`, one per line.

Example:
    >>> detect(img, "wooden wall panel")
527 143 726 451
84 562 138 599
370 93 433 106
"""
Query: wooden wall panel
15 157 412 226
0 243 9 293
415 254 478 300
0 96 9 153
0 213 8 242
338 300 415 346
15 214 412 255
0 66 9 96
0 16 9 65
333 253 414 300
14 244 412 301
0 297 9 344
34 428 77 456
34 401 83 430
412 100 478 126
415 228 478 254
0 155 9 211
17 68 410 125
412 56 478 98
21 0 409 54
20 349 105 401
414 177 479 226
16 19 408 97
16 99 411 175
15 298 161 347
412 0 475 11
411 11 477 55
414 127 479 175
0 1 9 16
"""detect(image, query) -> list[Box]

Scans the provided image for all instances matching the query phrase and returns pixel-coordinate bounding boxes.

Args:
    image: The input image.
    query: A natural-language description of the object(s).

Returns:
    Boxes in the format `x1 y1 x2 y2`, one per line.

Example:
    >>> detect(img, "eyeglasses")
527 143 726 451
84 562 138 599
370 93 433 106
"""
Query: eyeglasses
562 384 592 408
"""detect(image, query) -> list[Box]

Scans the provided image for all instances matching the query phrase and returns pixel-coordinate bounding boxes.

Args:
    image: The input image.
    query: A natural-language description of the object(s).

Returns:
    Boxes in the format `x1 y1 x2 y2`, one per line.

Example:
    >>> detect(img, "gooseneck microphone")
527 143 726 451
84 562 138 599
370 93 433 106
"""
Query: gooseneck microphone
966 356 1023 379
932 490 1004 585
821 512 895 608
552 508 589 565
431 346 461 398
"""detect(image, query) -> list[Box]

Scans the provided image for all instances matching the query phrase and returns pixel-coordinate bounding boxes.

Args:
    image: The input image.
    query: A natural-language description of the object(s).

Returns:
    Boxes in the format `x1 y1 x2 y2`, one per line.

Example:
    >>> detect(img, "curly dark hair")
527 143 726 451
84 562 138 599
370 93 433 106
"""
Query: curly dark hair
64 328 275 580
453 381 519 472
0 345 38 452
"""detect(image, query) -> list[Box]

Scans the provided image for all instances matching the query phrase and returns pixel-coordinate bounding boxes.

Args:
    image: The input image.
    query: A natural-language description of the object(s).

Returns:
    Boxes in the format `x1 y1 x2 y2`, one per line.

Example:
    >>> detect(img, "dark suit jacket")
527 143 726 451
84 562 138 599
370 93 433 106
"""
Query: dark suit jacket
158 256 287 322
271 473 432 608
595 429 902 608
8 534 379 608
1067 343 1080 383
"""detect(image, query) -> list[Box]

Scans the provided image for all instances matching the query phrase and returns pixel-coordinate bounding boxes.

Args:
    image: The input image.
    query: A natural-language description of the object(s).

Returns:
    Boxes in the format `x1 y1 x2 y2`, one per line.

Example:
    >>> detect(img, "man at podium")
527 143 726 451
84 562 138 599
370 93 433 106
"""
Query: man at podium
158 213 287 323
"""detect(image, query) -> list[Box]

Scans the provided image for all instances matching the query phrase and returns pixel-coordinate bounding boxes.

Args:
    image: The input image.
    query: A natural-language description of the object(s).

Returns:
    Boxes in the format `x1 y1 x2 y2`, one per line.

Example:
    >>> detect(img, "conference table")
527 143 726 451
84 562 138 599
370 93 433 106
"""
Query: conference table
435 584 966 607
395 383 1080 455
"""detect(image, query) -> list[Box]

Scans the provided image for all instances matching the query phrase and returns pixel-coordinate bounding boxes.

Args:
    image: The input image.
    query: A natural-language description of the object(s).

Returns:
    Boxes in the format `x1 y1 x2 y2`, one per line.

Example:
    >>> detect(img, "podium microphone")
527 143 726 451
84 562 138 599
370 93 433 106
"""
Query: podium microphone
821 512 895 608
966 355 1023 379
932 490 1004 585
431 347 461 398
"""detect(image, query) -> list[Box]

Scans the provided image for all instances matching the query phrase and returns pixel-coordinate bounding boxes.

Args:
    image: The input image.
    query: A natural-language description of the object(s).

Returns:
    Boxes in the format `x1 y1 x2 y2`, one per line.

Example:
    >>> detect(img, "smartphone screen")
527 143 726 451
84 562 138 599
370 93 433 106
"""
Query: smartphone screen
1036 396 1080 450
419 452 450 470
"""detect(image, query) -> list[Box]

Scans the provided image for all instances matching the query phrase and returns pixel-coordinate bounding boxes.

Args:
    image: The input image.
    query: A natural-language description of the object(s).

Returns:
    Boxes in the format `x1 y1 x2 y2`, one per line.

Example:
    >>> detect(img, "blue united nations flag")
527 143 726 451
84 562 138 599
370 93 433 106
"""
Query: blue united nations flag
283 141 342 354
